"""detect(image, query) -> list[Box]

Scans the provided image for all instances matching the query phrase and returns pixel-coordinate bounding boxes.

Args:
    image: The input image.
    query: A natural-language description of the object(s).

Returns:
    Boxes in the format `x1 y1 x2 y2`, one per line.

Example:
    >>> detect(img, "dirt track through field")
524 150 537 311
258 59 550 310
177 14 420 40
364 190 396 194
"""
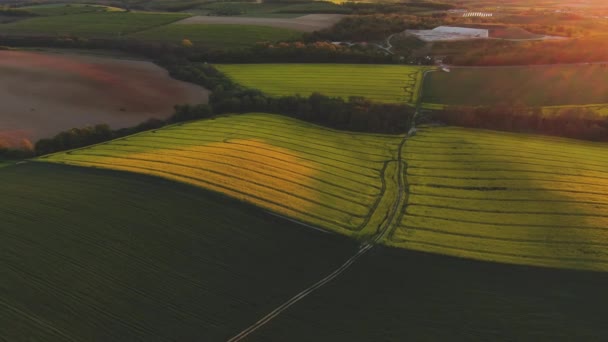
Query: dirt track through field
176 14 345 32
0 51 209 148
227 133 409 341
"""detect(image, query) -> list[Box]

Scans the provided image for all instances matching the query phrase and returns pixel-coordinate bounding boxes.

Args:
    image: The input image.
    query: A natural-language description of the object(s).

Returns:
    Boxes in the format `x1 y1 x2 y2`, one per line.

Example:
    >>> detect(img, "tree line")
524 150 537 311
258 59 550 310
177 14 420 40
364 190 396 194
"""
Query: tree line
429 105 608 141
0 60 413 158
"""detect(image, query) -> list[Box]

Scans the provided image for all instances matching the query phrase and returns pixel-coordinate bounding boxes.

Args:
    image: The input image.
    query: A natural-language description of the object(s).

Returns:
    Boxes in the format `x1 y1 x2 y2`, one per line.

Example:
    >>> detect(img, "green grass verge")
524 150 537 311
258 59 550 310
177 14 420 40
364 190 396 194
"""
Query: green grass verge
0 11 190 38
251 246 608 341
393 126 608 271
0 162 356 341
216 64 430 104
422 64 608 106
130 23 301 48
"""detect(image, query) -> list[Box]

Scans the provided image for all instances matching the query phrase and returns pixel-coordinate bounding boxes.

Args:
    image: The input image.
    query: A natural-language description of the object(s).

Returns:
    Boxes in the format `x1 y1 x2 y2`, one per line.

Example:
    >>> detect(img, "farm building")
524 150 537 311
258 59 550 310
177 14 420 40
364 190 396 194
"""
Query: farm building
406 26 489 42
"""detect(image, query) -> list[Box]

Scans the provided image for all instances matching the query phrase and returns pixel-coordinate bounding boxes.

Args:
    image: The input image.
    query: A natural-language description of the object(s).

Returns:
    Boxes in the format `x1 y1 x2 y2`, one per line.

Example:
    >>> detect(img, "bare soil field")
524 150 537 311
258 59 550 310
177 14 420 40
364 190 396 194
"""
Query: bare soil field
0 51 209 148
176 14 345 32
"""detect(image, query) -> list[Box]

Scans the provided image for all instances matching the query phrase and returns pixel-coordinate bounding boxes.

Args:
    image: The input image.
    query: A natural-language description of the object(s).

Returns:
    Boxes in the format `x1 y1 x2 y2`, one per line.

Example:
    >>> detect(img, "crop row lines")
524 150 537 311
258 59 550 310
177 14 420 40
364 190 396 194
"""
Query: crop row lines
401 212 608 231
52 158 359 231
390 239 608 265
410 183 608 197
125 132 384 170
407 173 607 188
68 148 377 203
62 152 370 215
398 224 608 247
409 134 608 156
85 145 379 194
405 157 608 173
105 138 381 180
226 115 400 138
163 124 391 158
195 117 394 142
3 234 173 339
405 203 608 218
94 141 380 185
408 191 608 206
405 144 608 164
408 165 608 180
147 129 389 163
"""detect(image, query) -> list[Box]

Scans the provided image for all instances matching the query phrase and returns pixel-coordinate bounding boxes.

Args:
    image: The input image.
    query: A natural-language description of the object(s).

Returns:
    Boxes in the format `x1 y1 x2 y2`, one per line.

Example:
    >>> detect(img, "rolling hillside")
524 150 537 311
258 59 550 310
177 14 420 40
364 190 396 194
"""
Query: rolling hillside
40 113 404 237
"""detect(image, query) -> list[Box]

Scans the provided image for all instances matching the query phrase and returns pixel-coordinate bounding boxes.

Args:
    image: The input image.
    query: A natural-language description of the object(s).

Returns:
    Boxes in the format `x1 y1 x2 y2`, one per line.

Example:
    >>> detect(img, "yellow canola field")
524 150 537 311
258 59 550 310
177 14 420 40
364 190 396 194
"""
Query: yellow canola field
41 113 403 235
391 126 608 271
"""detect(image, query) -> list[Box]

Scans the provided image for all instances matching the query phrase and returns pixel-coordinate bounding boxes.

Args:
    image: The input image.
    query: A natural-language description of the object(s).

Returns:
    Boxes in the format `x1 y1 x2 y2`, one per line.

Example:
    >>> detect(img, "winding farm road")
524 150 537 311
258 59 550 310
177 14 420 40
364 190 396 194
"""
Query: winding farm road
227 135 409 341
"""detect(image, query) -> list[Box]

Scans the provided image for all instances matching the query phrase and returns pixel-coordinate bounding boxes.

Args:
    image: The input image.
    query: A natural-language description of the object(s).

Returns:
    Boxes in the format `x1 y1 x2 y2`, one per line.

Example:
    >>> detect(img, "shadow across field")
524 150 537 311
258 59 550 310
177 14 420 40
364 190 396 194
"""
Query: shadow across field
251 245 608 341
0 162 357 341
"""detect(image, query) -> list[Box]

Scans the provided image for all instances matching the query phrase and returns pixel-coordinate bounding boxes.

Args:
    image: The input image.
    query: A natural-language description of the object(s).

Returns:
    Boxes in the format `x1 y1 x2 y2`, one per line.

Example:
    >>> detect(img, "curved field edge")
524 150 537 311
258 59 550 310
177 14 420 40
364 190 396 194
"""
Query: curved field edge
390 126 608 272
0 162 357 341
38 113 405 239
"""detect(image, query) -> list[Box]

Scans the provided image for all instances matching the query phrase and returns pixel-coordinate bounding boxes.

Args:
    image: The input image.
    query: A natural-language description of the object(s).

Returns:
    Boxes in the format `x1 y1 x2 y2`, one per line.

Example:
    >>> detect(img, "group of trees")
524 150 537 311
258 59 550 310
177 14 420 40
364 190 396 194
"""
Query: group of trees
34 104 213 156
166 61 415 133
305 14 442 42
432 105 608 141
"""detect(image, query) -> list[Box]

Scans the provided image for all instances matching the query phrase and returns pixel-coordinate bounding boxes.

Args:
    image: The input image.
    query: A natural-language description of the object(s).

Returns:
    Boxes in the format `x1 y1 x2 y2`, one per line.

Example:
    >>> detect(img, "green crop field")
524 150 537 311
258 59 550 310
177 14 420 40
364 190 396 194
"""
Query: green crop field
422 64 608 107
216 64 429 104
0 162 356 341
40 113 404 237
130 24 301 49
4 163 608 341
21 3 124 16
0 11 189 37
391 126 608 271
251 246 608 341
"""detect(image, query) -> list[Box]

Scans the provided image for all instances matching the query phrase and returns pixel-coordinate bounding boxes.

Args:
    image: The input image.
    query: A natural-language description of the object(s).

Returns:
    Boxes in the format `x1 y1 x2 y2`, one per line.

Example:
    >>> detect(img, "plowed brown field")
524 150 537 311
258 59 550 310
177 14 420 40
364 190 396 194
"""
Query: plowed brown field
0 51 209 148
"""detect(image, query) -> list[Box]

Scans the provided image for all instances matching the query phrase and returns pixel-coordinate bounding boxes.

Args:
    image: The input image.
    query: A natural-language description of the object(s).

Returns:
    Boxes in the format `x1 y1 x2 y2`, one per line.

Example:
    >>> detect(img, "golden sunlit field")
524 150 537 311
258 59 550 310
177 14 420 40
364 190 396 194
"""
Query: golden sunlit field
391 126 608 271
40 113 404 236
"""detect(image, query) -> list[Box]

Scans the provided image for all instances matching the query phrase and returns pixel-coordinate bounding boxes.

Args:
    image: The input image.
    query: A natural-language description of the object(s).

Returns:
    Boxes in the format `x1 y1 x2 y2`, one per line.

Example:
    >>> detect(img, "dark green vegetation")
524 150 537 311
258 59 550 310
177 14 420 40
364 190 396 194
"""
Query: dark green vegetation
190 1 349 17
423 65 608 106
20 3 123 16
0 11 189 37
0 162 357 341
131 23 301 48
5 163 608 341
251 246 608 341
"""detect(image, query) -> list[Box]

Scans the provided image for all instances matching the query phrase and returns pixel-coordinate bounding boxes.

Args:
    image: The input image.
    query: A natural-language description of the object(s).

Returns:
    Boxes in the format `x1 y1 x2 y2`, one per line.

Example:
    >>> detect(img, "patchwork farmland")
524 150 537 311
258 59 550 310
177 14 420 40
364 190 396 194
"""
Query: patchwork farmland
40 113 608 272
216 64 428 104
41 113 404 236
392 126 608 271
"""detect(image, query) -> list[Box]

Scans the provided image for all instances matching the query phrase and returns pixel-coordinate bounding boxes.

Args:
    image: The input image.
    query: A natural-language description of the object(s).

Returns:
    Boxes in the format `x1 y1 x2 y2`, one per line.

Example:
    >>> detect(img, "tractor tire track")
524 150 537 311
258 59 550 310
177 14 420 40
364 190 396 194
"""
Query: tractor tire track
226 134 409 342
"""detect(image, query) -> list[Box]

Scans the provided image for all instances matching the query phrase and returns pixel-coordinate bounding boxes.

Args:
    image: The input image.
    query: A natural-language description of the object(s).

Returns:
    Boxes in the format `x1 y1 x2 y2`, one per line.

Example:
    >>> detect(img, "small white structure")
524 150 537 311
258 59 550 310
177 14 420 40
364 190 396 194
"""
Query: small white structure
463 12 493 17
406 26 489 42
